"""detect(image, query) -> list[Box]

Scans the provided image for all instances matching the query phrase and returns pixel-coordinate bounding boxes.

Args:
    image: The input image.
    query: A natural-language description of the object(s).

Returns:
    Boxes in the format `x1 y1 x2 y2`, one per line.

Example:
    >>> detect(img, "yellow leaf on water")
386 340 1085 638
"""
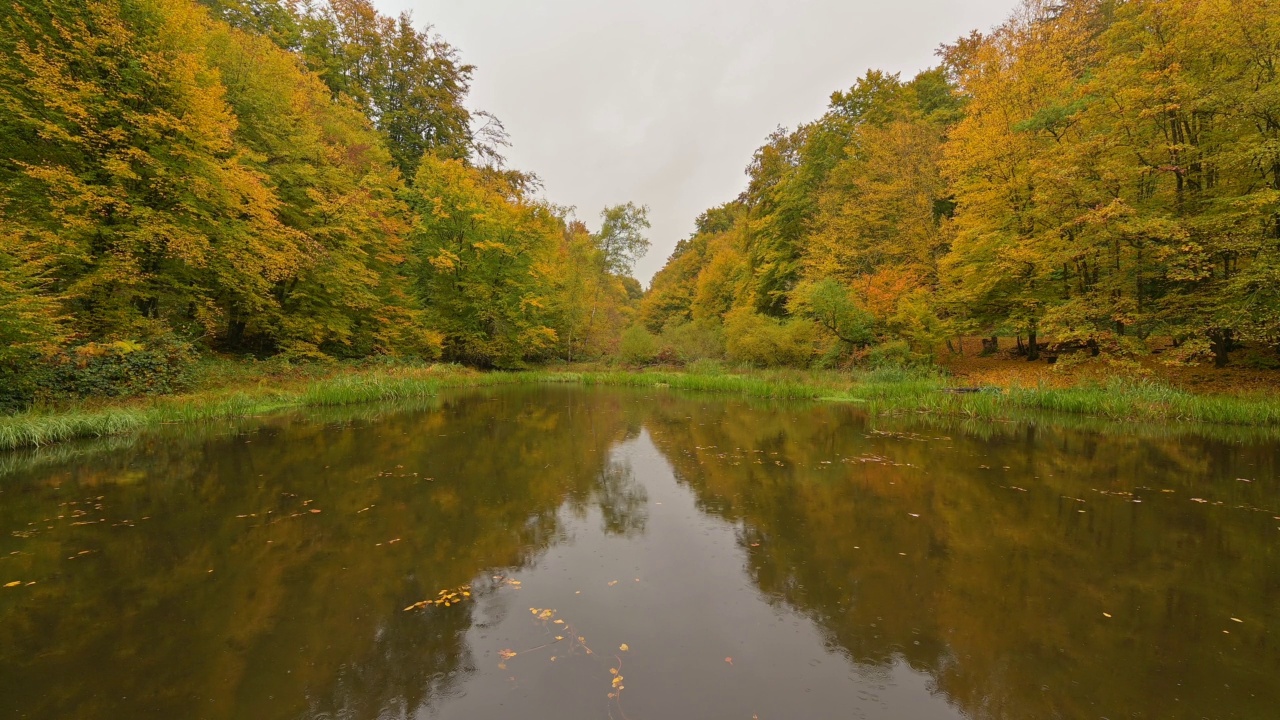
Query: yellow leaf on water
610 668 618 675
612 675 624 687
1231 617 1243 623
608 580 618 587
1103 613 1112 618
619 643 629 652
3 581 20 588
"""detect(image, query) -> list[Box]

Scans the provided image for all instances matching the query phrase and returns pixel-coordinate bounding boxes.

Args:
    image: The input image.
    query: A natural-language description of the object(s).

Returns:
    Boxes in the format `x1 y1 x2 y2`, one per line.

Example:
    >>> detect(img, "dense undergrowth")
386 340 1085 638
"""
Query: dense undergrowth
3 360 1280 453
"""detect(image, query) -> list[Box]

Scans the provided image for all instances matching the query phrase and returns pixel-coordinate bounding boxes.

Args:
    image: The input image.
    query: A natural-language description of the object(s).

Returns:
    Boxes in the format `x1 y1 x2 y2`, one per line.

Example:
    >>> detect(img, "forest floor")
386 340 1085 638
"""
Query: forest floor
2 354 1280 452
939 337 1280 397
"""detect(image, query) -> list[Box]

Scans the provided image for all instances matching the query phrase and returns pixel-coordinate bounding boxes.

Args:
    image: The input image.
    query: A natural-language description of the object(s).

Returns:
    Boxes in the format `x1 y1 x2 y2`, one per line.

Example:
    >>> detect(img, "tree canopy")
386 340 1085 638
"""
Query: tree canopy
641 0 1280 369
0 0 647 404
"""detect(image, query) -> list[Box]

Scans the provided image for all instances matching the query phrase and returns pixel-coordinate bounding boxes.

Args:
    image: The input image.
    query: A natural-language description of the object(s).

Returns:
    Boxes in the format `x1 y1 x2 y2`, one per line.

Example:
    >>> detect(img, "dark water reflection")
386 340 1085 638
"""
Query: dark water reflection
0 386 1277 719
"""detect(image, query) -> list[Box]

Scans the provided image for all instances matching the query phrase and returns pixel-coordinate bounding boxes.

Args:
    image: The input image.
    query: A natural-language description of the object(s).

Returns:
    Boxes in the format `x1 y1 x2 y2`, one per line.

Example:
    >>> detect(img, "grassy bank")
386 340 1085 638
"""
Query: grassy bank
0 365 522 452
539 368 1280 427
3 363 1280 452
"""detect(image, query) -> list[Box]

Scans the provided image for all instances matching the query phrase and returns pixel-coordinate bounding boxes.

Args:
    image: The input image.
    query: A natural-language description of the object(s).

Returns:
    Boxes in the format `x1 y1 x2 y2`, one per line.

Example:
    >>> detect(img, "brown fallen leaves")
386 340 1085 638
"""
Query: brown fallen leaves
404 585 472 611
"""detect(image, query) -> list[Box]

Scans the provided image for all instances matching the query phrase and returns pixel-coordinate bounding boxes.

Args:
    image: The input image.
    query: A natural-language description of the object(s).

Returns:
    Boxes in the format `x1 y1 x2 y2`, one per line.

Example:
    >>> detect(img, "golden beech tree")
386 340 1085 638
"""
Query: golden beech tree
1 0 321 343
407 155 563 368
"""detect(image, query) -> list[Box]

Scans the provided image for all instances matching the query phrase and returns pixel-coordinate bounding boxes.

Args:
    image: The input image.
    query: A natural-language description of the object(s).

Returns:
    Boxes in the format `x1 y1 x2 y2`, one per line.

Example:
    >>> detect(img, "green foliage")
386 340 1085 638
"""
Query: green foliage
660 319 725 363
863 340 926 370
408 157 562 368
723 308 814 368
2 336 197 412
595 203 651 276
618 326 660 366
292 0 480 177
45 337 198 400
791 278 875 348
887 290 949 358
0 249 64 411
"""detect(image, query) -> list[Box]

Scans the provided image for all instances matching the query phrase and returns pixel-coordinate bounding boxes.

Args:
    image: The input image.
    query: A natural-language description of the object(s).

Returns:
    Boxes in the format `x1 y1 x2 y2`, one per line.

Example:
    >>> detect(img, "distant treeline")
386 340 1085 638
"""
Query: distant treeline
0 0 649 408
639 0 1279 369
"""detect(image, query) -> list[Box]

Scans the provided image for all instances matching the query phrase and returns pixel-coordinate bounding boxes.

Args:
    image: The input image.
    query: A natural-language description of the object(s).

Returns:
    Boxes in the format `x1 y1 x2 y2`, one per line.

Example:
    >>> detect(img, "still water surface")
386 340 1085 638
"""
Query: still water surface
1 386 1278 719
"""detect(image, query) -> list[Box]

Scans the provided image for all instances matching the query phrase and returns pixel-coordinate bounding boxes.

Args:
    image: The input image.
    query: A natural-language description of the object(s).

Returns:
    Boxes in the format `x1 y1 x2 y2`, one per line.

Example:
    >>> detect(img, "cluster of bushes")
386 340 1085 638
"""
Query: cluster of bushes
619 320 725 367
722 309 814 368
0 337 196 413
614 300 937 372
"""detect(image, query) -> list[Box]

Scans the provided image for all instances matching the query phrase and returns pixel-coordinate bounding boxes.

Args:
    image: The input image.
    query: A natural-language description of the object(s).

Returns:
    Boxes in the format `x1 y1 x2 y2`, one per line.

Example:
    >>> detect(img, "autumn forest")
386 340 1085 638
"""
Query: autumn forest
2 0 1279 410
4 3 1280 717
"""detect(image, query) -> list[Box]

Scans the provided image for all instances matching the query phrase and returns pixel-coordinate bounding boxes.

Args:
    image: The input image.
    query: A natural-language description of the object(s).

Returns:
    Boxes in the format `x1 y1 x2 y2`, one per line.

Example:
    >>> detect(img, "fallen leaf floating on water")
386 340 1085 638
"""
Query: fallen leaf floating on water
619 643 629 652
4 581 20 588
1103 613 1112 618
608 580 618 587
1231 617 1243 623
404 585 472 611
309 509 322 514
498 649 517 660
725 657 734 665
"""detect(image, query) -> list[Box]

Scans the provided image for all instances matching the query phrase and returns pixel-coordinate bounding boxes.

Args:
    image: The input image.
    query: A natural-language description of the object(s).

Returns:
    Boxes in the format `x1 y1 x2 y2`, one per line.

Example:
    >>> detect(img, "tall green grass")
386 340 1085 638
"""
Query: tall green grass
556 370 827 399
0 368 523 452
2 364 1279 453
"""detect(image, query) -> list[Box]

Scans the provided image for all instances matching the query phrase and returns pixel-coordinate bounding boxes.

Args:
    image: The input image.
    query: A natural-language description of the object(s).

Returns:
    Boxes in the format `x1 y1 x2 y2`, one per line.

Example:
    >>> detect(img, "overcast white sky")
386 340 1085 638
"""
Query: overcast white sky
371 0 1016 284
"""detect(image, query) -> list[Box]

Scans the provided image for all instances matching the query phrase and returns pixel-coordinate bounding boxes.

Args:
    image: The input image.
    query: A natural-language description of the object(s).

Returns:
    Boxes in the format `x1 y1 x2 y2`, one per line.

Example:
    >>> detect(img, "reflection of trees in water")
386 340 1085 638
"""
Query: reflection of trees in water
301 586 479 720
594 457 649 538
642 399 1280 720
4 387 1277 719
0 386 650 720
